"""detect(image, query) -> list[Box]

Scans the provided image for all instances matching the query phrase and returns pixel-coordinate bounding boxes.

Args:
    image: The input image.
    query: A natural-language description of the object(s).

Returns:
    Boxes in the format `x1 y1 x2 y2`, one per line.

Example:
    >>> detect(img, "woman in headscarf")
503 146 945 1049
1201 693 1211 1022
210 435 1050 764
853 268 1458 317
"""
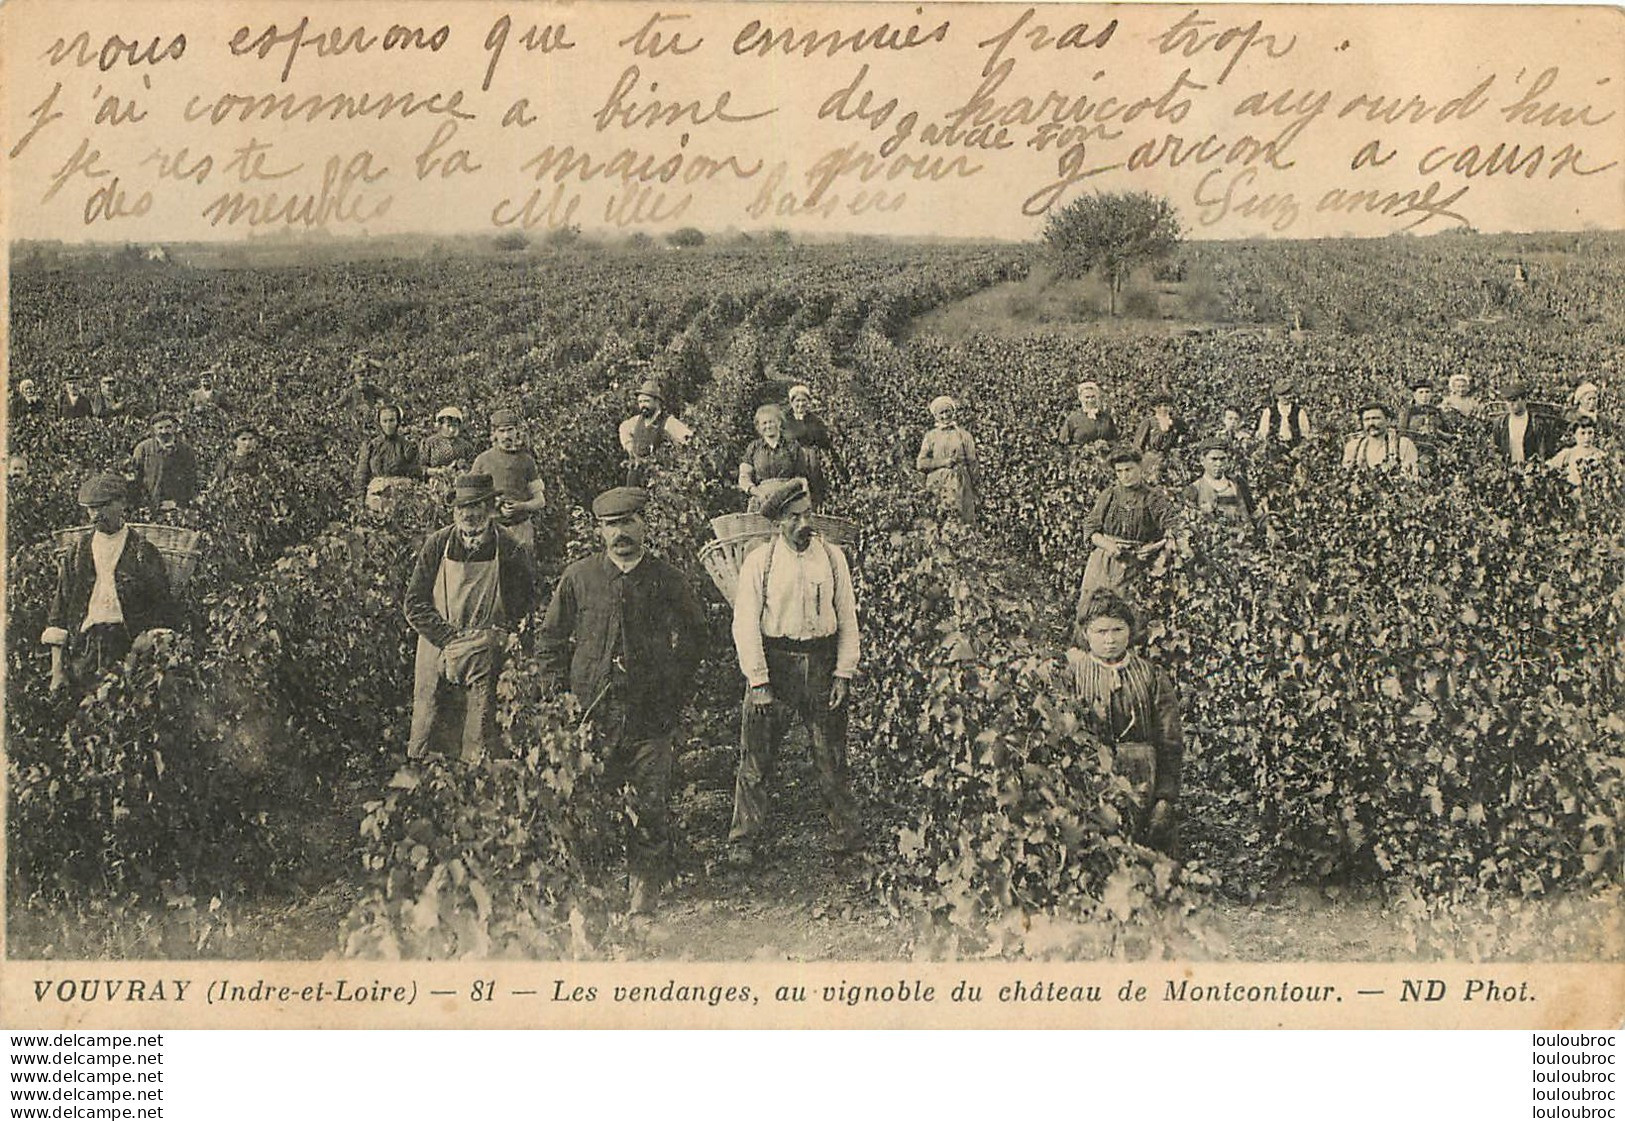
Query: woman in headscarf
739 402 820 511
916 395 979 524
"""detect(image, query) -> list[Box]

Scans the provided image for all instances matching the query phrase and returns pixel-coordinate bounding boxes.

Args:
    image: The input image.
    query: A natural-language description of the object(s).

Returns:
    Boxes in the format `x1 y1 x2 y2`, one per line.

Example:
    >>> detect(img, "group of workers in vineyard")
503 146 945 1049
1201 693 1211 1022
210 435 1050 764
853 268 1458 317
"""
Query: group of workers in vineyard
22 354 1610 917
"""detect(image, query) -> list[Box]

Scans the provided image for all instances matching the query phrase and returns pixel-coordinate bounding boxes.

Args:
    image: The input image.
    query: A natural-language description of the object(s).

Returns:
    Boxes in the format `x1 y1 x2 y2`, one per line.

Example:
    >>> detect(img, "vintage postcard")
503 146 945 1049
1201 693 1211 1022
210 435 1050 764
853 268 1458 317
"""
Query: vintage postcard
1 0 1621 1029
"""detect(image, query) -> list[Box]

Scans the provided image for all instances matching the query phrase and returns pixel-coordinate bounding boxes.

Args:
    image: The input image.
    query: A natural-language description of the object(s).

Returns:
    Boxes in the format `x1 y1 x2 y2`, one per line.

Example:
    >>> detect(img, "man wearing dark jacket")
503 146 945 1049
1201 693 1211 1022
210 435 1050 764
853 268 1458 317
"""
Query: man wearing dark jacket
43 472 175 692
403 474 536 764
538 486 706 915
1491 381 1559 465
130 412 200 509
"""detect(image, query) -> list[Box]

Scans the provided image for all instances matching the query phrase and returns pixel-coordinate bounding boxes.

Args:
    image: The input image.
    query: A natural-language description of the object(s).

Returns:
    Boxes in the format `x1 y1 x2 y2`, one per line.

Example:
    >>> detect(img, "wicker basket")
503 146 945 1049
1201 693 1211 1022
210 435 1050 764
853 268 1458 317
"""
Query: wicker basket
53 523 203 594
709 512 772 540
709 511 859 547
700 510 860 605
699 532 772 605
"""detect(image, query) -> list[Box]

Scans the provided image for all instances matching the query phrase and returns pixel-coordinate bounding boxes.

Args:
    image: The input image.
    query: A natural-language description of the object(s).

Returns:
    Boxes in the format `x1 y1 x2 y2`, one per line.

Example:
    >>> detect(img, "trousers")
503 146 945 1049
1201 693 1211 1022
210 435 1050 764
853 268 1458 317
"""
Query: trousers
730 639 860 846
69 623 134 685
408 630 503 764
589 693 676 886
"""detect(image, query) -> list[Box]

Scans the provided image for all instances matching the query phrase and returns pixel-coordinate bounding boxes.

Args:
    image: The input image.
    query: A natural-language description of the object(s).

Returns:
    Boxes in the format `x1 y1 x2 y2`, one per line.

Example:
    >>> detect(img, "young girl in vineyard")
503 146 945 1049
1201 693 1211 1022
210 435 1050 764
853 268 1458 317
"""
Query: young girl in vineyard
1066 590 1183 854
916 395 979 524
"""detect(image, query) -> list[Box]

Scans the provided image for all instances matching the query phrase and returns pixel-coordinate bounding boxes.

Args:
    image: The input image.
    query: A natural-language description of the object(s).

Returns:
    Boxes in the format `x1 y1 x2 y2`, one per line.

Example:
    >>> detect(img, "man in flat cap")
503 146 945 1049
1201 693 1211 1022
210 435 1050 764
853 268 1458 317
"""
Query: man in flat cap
729 477 863 864
129 412 199 510
618 380 693 487
43 472 175 693
1077 445 1182 608
1341 401 1420 476
538 486 706 915
1492 381 1559 465
472 408 547 557
403 474 537 763
1184 437 1259 526
1254 377 1314 448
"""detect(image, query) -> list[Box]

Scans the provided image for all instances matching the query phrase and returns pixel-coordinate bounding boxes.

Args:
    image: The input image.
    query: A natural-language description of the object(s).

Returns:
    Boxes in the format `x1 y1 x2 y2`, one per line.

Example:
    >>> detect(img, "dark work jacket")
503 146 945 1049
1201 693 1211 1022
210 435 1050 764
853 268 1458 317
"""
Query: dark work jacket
402 526 537 650
784 412 833 453
354 434 422 495
1491 412 1559 463
538 552 705 723
48 527 175 640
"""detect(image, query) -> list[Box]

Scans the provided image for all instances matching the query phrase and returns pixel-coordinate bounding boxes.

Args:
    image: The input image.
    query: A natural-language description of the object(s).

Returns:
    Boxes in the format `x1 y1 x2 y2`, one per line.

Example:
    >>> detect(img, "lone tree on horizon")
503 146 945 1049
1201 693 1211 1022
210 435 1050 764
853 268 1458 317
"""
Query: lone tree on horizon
1042 191 1183 316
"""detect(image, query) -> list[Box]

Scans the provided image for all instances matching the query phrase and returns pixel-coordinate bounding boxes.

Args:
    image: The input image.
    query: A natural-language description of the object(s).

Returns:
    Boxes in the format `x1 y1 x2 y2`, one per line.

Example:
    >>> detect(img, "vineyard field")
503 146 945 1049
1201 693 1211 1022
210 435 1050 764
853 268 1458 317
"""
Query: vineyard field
5 233 1621 962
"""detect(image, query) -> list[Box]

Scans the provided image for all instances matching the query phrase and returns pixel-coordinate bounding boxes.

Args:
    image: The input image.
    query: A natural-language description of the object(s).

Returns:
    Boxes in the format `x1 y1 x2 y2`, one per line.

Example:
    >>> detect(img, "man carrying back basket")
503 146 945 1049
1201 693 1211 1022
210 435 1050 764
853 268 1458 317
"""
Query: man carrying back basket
42 472 176 693
728 478 863 865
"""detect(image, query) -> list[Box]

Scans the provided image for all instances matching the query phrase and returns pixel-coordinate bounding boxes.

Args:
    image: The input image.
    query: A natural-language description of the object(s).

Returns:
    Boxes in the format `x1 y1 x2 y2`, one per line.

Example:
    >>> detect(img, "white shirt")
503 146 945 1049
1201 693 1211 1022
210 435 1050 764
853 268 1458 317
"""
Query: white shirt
1257 402 1312 442
732 537 860 687
1507 411 1530 463
84 526 129 630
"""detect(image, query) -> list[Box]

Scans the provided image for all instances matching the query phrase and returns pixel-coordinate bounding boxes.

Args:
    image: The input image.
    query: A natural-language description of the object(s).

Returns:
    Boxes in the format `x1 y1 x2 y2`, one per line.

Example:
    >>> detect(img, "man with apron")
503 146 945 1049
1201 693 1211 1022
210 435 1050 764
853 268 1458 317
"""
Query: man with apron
403 474 536 763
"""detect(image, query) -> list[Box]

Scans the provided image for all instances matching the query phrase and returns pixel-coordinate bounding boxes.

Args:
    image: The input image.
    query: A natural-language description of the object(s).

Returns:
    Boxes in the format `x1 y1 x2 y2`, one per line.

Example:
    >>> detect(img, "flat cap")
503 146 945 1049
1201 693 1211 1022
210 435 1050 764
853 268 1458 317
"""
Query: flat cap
758 477 811 520
1196 436 1233 455
451 474 498 508
489 407 521 428
592 486 649 521
1407 374 1434 390
1106 444 1144 465
77 472 128 506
